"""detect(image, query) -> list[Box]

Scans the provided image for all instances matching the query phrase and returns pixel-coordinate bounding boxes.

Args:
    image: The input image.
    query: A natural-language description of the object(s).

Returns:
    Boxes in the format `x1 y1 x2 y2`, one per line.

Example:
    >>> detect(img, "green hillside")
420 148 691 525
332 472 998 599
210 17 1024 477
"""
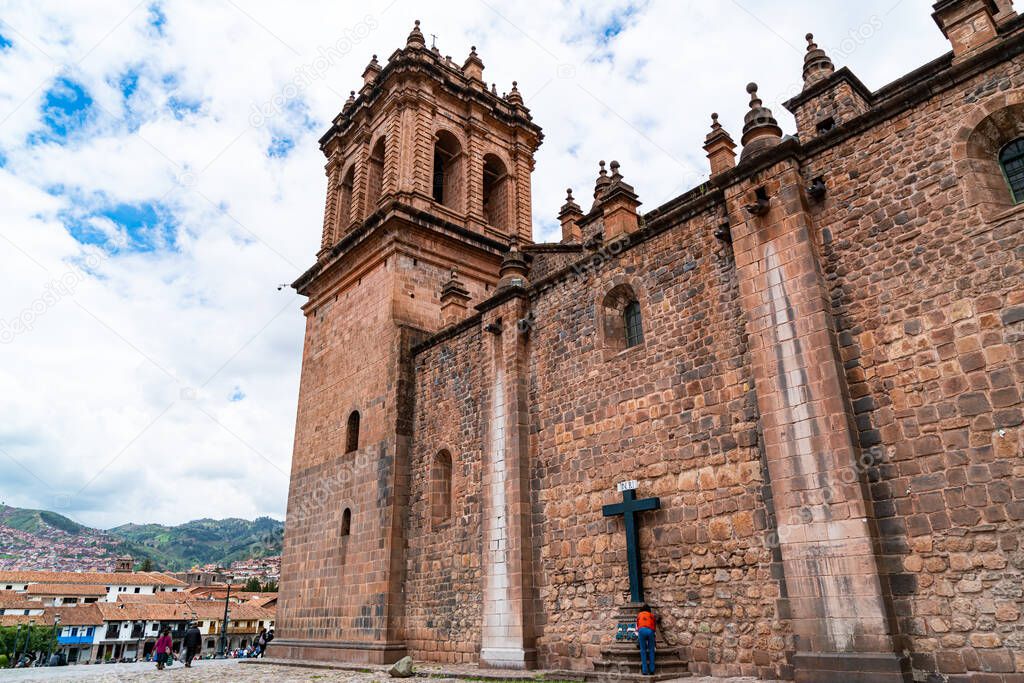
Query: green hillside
1 507 88 535
109 516 284 569
0 506 283 572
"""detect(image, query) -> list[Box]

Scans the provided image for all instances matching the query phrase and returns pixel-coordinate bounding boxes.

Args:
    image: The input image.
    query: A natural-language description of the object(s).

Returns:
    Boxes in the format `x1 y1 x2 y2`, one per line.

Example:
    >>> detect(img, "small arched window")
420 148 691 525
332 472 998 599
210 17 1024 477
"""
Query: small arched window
341 508 351 536
624 300 644 348
432 130 463 212
600 284 644 354
1000 138 1024 204
367 137 385 209
345 411 360 453
430 450 453 529
337 166 355 233
483 154 511 231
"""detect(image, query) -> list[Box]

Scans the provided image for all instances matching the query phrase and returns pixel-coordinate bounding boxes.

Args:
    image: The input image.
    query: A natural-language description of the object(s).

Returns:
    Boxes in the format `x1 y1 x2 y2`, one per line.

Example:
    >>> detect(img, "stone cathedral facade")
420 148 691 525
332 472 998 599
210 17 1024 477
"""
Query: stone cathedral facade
276 4 1024 682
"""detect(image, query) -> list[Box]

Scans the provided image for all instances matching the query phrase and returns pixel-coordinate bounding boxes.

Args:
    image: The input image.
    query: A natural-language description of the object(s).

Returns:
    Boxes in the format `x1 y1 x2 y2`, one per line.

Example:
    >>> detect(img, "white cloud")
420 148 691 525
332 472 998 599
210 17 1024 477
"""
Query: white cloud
0 0 961 527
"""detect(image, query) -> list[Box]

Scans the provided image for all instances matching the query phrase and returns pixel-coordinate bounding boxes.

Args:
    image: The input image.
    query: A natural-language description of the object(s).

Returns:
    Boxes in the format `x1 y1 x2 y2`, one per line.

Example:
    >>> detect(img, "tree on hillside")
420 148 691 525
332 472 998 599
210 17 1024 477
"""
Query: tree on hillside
262 580 278 592
139 557 153 572
243 577 262 592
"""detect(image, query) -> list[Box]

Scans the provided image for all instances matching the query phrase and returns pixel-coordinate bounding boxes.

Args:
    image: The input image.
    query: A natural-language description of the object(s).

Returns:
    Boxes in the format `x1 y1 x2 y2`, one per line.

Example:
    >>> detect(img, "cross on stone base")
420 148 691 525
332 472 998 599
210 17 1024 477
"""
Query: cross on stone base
602 485 660 604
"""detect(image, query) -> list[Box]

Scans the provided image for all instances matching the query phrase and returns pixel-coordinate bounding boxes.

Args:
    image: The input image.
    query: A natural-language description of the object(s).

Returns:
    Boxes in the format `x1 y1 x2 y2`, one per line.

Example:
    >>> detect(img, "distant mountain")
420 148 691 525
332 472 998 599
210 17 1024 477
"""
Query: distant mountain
0 505 283 572
110 516 284 569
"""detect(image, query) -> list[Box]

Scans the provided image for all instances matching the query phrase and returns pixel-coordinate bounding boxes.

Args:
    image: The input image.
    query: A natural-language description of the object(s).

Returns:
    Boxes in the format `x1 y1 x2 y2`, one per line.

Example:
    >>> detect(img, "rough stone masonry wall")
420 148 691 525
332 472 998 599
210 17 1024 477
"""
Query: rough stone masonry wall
526 207 792 680
405 324 487 663
802 55 1024 681
278 262 402 655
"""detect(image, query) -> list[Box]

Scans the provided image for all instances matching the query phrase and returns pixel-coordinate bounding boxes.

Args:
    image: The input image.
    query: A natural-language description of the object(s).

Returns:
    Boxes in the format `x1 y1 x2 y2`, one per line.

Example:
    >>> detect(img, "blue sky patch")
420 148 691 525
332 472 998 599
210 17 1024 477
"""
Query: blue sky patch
267 136 294 158
59 198 177 252
34 76 93 142
0 33 12 50
167 95 202 119
118 69 140 100
598 2 644 43
147 3 167 36
229 386 246 402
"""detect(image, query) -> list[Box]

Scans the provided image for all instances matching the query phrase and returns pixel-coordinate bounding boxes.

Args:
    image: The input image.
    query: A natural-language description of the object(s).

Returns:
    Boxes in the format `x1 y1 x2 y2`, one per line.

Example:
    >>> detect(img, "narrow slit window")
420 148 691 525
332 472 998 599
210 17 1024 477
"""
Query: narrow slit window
341 508 351 536
346 411 360 453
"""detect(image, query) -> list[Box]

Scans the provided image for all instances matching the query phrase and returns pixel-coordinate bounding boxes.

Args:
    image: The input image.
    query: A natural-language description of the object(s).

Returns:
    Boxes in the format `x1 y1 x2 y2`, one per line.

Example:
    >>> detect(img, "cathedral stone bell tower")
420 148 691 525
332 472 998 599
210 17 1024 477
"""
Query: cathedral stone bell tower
274 21 542 664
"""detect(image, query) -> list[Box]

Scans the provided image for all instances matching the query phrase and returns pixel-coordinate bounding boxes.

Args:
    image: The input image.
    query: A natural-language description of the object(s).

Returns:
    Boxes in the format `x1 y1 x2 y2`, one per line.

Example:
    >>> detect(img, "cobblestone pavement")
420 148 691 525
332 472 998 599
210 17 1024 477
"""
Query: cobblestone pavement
0 659 783 683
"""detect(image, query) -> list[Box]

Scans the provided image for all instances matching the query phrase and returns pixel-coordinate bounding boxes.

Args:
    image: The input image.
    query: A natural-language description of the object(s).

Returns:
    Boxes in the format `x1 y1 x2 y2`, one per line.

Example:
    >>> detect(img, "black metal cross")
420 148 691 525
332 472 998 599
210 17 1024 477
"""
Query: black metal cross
602 488 661 603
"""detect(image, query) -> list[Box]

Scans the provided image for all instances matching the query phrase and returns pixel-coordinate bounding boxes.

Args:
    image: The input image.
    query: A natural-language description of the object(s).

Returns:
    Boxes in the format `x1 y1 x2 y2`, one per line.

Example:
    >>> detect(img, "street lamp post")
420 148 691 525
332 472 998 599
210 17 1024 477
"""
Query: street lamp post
23 619 34 666
135 620 144 663
217 584 232 658
12 624 22 665
49 615 62 666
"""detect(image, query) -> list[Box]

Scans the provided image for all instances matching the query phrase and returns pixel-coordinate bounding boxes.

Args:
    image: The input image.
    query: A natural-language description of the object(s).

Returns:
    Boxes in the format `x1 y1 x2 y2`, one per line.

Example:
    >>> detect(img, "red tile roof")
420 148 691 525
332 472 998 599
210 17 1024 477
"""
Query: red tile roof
50 604 104 626
95 600 274 623
25 583 108 596
0 571 186 587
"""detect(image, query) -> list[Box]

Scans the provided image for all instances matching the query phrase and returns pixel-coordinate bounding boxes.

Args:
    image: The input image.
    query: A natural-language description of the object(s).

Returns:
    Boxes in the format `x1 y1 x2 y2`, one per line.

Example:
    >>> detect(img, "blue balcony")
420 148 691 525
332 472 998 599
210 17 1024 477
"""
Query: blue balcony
58 635 95 645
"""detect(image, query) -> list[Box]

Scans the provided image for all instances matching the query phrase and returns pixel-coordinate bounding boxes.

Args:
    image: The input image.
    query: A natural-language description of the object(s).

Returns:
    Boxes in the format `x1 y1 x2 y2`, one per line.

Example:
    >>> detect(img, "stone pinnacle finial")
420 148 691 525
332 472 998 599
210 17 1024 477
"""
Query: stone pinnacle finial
463 45 484 81
407 19 425 48
440 266 470 325
343 90 356 113
747 82 761 108
802 31 835 87
609 160 622 180
507 80 524 105
592 160 611 207
559 188 583 243
704 112 736 176
741 82 783 160
499 238 530 287
560 187 582 213
362 54 382 87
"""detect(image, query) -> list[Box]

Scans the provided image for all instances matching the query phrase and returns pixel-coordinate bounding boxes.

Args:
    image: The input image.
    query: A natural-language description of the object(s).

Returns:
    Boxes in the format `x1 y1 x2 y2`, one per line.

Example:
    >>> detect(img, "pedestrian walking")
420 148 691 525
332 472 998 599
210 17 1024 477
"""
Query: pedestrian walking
154 628 173 671
183 621 202 667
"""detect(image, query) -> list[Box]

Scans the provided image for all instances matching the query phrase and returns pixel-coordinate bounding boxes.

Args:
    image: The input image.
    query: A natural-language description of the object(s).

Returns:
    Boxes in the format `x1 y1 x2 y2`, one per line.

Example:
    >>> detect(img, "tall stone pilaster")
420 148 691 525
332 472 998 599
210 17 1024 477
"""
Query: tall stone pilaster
478 284 536 669
725 155 910 683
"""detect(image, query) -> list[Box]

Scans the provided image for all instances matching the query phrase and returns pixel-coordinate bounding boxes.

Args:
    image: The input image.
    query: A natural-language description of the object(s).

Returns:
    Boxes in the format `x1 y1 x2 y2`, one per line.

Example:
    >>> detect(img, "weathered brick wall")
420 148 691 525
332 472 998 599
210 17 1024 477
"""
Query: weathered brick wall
405 323 487 663
801 54 1024 680
525 207 791 679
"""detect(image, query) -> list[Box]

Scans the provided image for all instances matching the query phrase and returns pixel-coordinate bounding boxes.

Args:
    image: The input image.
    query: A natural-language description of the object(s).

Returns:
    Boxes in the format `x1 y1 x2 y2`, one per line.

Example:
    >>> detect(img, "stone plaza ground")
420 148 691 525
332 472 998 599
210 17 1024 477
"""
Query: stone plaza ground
0 659 785 682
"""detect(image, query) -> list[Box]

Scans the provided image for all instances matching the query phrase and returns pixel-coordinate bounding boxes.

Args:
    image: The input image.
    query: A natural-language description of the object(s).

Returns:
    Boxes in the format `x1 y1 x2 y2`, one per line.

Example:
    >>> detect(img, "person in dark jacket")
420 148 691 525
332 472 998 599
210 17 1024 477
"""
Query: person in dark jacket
261 628 274 657
182 622 202 668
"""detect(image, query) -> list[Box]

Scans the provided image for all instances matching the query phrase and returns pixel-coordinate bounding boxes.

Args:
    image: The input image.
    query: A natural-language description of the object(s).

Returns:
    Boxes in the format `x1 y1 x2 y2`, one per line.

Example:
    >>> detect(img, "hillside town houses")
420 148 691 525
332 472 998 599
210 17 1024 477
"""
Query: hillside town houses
0 561 275 665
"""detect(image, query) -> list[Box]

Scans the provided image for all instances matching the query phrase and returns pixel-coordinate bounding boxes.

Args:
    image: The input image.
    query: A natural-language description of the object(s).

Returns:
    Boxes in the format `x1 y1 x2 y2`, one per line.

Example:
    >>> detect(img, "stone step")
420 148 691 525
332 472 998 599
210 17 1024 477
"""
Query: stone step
590 644 691 679
583 669 690 682
591 658 690 675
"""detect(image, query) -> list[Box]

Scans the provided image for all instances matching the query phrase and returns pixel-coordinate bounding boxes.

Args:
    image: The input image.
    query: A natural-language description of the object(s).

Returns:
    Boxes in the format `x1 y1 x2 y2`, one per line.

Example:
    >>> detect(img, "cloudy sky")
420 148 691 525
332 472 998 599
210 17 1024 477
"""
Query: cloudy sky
0 0 956 529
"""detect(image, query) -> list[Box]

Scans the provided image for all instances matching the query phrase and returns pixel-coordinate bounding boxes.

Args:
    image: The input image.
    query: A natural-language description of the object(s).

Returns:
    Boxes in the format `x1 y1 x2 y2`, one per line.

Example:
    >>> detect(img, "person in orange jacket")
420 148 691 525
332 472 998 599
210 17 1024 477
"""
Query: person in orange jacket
636 604 657 675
